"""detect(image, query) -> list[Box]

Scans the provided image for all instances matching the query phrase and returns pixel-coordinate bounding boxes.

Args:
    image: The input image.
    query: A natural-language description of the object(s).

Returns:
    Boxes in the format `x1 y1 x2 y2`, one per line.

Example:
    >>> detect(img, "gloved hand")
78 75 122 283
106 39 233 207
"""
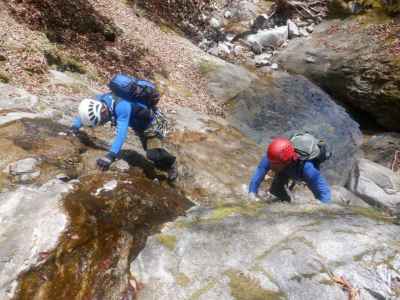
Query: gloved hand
68 126 80 136
96 153 116 171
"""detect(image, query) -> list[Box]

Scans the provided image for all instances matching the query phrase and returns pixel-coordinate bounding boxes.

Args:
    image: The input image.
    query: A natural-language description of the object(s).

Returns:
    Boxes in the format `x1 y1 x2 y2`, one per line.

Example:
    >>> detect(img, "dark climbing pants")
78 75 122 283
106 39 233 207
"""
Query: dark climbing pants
137 131 176 171
270 173 292 202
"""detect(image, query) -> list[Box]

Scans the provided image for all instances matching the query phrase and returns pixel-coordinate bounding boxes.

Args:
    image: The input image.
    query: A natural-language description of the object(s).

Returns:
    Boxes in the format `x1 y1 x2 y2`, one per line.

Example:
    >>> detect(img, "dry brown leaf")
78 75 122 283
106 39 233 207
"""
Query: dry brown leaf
332 275 359 300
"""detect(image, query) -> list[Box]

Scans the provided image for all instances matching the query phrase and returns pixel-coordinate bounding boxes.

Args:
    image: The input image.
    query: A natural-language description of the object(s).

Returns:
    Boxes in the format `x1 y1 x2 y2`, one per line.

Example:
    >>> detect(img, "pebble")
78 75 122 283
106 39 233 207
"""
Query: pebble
224 11 232 19
306 24 314 33
305 56 316 63
209 17 221 29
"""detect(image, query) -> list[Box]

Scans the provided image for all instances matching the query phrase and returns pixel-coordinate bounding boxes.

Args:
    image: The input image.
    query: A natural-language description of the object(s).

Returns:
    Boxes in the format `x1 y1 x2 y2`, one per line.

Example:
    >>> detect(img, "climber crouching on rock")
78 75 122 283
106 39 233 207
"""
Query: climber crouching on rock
248 133 331 203
70 73 178 181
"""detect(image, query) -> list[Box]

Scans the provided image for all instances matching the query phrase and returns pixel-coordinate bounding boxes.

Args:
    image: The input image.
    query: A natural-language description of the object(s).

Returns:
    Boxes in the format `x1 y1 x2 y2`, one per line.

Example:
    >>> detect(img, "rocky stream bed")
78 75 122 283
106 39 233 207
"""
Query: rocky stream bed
0 1 399 300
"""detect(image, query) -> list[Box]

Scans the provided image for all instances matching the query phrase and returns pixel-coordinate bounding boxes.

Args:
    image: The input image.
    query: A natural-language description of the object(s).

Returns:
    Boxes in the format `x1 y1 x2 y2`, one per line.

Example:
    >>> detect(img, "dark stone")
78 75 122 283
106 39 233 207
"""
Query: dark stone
277 19 400 131
362 132 400 168
226 71 362 186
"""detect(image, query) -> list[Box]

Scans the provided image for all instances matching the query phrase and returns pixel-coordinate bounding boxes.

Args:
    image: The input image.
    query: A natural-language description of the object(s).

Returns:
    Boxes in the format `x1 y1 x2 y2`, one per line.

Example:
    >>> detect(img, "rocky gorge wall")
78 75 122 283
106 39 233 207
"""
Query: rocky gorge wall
0 1 399 300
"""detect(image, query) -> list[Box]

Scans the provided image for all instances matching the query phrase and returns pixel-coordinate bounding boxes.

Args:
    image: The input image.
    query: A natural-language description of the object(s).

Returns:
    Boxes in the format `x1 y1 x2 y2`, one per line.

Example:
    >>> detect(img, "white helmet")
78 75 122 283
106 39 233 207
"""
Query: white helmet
78 98 106 127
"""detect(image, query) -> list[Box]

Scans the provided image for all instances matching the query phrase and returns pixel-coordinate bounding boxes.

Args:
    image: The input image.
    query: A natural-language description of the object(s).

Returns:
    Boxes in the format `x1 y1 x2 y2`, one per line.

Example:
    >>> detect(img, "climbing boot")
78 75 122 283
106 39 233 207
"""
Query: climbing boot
167 161 178 181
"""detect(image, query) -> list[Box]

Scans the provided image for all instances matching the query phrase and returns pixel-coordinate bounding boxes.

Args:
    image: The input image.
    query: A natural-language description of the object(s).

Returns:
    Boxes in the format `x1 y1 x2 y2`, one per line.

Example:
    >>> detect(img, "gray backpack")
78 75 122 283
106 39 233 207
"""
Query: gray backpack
289 132 326 162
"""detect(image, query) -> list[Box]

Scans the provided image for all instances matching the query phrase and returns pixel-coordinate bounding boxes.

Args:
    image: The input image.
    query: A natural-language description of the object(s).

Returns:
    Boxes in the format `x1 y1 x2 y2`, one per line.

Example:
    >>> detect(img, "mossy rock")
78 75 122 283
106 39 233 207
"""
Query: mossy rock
204 203 266 223
198 59 220 76
225 269 286 300
328 0 354 18
103 24 123 42
156 234 177 251
329 0 400 16
189 281 216 300
44 49 86 74
0 71 10 83
357 0 400 14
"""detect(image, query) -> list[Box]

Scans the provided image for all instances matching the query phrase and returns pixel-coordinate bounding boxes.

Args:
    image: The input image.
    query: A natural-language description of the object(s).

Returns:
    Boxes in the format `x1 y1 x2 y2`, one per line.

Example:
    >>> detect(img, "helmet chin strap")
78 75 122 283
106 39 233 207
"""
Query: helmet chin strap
98 99 115 126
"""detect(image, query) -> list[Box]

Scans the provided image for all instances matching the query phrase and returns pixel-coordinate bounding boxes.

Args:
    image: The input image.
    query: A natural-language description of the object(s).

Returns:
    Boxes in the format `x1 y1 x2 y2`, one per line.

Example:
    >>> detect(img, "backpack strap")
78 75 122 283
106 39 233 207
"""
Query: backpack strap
290 132 321 161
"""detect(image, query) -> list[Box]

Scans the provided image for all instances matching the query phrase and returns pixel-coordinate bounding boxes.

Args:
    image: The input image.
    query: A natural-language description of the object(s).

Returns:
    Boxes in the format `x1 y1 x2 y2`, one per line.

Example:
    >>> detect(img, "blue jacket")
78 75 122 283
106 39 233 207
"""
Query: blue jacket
248 155 331 203
72 93 154 156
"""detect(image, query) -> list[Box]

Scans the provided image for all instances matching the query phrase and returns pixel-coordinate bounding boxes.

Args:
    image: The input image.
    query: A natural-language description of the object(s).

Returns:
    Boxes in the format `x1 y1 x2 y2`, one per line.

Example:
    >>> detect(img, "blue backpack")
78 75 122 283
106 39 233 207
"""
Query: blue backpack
108 73 160 108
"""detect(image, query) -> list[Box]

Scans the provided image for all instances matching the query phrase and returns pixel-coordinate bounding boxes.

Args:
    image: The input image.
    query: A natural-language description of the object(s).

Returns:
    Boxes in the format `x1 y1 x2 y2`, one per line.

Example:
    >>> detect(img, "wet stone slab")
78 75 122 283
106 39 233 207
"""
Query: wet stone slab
131 202 400 300
14 172 192 300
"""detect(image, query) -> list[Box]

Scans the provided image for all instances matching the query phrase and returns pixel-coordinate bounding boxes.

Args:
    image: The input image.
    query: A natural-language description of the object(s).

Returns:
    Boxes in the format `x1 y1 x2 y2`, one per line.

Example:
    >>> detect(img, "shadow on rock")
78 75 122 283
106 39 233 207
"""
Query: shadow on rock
120 149 167 181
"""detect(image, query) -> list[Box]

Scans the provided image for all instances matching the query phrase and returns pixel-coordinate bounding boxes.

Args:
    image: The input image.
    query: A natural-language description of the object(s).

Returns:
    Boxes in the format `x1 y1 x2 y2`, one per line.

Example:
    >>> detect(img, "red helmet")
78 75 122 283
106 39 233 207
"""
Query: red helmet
267 137 298 165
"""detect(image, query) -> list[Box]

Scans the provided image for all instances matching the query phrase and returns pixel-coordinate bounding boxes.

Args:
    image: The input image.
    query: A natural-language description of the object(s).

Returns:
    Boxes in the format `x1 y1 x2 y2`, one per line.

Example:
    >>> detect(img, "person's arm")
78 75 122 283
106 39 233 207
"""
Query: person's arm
248 155 270 194
71 116 83 130
109 101 131 156
302 162 331 203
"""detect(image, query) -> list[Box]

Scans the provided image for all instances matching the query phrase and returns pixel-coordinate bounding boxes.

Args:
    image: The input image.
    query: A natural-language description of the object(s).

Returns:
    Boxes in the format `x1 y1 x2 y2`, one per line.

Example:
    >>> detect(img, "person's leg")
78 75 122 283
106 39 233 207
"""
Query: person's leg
138 131 177 180
270 173 291 202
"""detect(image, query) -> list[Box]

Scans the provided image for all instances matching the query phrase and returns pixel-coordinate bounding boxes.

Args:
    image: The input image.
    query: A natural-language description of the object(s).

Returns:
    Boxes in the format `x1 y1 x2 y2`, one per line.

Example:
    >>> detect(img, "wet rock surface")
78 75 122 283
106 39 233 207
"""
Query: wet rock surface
0 118 82 187
0 180 72 300
131 201 400 300
0 116 192 299
167 106 263 206
15 172 192 300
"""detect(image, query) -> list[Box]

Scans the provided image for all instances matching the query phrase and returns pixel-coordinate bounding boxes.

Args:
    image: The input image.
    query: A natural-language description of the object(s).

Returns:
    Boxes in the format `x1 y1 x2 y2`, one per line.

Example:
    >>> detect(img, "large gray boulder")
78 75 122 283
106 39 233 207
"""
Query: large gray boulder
0 180 72 299
200 58 361 186
199 57 256 104
131 201 400 300
349 158 400 214
3 157 41 183
362 132 400 169
277 18 400 131
245 26 288 51
226 72 362 186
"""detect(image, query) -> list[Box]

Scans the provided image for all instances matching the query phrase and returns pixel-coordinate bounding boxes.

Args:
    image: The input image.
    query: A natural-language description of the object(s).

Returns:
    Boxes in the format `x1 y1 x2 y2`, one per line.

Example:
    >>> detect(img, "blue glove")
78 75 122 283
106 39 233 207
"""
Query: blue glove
96 153 116 171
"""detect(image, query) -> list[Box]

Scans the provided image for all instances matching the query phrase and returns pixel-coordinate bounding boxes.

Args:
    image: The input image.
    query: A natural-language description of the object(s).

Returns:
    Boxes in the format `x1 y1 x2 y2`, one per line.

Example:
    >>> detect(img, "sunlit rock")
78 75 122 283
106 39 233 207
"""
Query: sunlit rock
349 159 400 214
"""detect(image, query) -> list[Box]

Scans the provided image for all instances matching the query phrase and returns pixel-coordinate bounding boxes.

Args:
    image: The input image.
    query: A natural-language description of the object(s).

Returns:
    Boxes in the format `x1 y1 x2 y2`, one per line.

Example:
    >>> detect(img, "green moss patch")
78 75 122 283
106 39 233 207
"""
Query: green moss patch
198 59 220 75
0 71 10 83
44 49 86 74
205 203 265 223
225 269 286 300
350 206 396 223
189 281 216 300
156 234 177 251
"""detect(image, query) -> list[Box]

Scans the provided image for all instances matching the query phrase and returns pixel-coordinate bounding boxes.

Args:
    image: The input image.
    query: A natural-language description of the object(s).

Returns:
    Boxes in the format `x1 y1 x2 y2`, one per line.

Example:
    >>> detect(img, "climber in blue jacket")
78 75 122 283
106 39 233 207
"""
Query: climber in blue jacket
249 137 331 203
71 93 177 180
